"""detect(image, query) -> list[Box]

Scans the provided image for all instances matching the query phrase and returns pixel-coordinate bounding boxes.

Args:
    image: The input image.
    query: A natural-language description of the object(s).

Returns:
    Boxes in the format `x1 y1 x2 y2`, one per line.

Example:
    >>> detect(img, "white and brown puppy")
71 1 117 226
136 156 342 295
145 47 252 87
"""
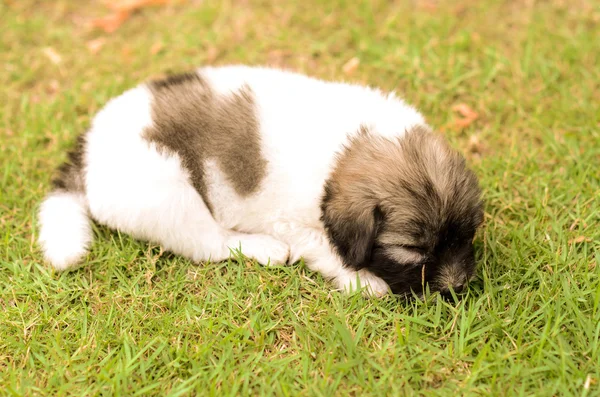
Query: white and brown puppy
38 65 483 298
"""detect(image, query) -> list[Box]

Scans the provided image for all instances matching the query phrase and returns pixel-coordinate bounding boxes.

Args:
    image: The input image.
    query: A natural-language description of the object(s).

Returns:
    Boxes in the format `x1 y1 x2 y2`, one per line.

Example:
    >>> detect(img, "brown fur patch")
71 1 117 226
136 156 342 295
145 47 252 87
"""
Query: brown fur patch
321 125 483 296
144 72 267 212
52 133 87 193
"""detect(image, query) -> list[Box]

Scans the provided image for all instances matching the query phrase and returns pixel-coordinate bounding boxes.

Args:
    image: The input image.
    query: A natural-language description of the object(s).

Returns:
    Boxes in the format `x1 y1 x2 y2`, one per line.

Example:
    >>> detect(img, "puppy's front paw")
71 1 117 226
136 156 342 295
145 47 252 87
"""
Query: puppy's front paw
228 234 290 266
335 269 390 298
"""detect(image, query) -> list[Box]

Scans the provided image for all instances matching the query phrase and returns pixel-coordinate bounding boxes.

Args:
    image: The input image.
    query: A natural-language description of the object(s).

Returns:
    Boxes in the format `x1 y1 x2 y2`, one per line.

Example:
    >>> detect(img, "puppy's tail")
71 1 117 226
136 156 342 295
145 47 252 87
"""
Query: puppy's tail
38 136 92 271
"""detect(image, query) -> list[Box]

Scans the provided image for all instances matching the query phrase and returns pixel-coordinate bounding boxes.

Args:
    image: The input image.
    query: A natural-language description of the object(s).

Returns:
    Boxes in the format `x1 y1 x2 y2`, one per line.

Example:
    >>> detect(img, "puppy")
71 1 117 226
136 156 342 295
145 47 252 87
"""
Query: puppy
38 65 483 298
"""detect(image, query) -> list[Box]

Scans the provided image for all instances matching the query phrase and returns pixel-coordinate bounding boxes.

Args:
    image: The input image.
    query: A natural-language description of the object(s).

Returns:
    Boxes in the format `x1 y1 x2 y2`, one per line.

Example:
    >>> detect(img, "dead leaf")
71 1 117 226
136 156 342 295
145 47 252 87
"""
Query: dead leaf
92 10 130 33
93 0 172 33
42 47 62 64
569 236 592 244
452 103 478 129
453 103 478 119
86 38 107 54
342 57 360 75
150 41 164 55
104 0 170 13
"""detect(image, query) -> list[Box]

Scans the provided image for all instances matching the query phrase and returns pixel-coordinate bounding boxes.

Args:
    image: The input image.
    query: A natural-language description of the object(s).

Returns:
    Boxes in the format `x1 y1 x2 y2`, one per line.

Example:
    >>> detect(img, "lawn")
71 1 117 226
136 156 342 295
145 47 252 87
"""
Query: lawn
1 0 599 395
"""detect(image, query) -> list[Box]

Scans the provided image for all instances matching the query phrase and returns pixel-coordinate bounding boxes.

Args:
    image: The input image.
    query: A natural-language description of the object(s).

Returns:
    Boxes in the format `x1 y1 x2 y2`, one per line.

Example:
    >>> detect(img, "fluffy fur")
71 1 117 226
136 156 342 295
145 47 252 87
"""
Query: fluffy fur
38 65 483 298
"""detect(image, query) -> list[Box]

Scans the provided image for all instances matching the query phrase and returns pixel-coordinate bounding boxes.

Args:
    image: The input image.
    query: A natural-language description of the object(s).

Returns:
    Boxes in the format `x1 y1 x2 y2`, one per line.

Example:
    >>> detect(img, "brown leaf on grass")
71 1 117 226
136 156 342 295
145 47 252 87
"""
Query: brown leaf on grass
569 236 592 244
103 0 171 13
93 0 172 33
453 103 478 119
86 38 107 54
342 57 360 75
150 41 164 55
92 10 130 33
452 103 478 129
42 47 62 64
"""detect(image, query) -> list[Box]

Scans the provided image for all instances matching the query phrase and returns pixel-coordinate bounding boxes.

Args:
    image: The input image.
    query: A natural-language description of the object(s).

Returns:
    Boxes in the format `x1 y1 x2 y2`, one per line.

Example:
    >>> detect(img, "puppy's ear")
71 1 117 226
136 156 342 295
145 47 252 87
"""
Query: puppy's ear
320 127 389 268
321 197 383 269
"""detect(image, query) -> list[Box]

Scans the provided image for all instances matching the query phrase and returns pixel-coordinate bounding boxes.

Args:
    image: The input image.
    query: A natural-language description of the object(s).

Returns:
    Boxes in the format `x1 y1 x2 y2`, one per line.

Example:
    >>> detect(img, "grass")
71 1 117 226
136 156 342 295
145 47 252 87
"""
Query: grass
1 0 599 395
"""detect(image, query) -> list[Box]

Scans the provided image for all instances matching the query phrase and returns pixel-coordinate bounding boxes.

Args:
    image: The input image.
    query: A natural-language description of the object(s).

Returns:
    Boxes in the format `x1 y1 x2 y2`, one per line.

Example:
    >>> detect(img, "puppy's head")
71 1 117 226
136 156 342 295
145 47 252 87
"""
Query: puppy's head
321 125 484 298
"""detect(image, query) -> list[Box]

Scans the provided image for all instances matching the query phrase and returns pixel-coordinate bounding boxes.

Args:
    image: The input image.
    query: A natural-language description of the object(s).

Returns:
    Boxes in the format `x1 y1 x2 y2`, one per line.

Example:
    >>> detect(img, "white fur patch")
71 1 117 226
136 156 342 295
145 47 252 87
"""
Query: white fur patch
38 192 91 270
335 268 390 298
226 233 290 266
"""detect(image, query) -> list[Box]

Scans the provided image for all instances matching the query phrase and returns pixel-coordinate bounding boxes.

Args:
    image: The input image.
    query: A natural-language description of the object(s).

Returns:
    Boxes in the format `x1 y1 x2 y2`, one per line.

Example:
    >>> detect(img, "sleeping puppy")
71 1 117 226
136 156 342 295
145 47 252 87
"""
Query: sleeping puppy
38 65 483 298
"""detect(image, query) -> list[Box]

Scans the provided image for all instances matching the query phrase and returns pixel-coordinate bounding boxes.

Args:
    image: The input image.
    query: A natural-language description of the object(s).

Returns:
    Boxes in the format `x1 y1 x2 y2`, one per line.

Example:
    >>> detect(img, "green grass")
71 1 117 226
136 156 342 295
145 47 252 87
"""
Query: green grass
1 0 599 395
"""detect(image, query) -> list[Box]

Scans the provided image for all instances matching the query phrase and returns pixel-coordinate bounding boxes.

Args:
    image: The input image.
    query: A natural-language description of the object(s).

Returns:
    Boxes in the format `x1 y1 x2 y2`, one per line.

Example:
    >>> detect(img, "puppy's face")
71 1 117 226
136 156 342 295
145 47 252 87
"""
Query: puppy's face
368 198 481 297
322 126 483 298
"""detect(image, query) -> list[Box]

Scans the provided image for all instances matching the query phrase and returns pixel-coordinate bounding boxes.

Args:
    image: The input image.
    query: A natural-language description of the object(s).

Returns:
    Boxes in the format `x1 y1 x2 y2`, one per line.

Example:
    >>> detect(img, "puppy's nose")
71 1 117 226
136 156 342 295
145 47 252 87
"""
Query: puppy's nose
440 284 465 300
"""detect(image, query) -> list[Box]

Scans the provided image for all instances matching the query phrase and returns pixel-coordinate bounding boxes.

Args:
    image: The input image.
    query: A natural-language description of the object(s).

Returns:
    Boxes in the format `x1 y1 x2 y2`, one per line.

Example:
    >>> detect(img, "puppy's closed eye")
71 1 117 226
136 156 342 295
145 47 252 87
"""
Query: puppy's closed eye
385 245 426 265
